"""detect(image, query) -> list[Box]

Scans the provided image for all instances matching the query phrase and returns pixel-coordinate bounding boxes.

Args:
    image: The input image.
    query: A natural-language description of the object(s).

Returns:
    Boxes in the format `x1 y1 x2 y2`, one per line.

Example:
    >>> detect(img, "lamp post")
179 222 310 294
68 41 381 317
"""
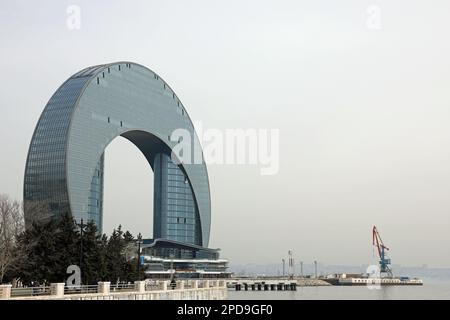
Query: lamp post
77 218 86 285
136 234 143 281
169 253 176 289
314 260 318 279
288 250 294 280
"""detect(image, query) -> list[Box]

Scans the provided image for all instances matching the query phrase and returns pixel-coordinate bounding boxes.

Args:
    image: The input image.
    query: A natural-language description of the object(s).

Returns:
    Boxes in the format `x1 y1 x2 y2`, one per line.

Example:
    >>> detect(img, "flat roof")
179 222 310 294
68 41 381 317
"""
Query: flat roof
142 238 220 253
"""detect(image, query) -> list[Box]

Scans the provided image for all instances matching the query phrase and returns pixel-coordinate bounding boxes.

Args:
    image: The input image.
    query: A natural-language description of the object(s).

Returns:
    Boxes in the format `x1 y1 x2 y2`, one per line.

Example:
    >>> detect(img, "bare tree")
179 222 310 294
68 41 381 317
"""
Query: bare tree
23 200 52 227
0 194 24 283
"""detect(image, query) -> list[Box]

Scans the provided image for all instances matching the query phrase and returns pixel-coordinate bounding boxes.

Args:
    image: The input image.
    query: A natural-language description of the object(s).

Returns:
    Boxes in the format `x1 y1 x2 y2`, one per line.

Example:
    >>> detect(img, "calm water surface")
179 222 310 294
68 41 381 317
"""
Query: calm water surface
228 279 450 300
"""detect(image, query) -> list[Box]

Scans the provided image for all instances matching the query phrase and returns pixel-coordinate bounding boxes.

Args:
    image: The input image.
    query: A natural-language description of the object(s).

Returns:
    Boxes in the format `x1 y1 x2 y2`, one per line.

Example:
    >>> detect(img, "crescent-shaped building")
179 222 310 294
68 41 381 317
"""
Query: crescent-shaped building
23 62 211 249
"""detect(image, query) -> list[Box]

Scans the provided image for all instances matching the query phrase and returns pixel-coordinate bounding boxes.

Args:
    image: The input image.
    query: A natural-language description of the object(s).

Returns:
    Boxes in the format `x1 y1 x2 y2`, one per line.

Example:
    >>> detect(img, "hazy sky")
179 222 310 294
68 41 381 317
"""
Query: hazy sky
1 0 449 267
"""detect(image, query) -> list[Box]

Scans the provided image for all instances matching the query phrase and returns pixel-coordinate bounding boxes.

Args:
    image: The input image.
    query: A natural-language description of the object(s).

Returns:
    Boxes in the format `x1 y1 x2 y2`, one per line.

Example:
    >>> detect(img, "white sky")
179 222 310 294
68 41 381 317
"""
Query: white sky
1 0 449 267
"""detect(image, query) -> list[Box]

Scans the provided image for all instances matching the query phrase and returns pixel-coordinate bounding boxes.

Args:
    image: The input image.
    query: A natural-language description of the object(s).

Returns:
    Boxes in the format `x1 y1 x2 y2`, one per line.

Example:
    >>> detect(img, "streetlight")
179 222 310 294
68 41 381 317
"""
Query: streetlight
169 253 176 289
136 234 143 281
282 258 285 278
314 260 318 279
77 218 86 285
288 250 294 280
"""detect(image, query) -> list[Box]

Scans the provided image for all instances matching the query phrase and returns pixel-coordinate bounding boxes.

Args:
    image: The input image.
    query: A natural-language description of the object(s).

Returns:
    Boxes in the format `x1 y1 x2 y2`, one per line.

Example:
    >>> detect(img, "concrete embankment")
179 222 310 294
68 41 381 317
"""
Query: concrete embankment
296 279 331 286
229 278 331 287
0 280 228 300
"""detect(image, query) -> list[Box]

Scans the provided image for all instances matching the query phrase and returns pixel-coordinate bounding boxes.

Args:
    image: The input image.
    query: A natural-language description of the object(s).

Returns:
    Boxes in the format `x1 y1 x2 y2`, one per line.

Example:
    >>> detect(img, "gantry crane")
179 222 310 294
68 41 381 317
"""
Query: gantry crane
372 226 393 278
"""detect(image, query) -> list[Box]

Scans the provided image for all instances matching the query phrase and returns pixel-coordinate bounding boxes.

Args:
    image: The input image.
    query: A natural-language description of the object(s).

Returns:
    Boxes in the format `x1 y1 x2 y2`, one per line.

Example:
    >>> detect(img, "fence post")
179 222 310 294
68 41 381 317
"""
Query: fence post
176 280 185 290
160 280 169 291
50 283 65 298
98 282 110 294
0 285 12 299
134 281 146 293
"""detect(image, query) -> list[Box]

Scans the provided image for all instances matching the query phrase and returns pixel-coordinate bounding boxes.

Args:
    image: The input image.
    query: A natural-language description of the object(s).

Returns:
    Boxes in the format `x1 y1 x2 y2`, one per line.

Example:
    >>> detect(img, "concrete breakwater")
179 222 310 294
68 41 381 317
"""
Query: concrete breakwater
228 278 331 291
297 279 331 286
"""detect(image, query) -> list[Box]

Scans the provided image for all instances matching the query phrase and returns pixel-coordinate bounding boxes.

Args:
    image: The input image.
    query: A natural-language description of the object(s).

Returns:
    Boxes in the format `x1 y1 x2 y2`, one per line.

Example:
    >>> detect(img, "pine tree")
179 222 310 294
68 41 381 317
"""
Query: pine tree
97 233 109 281
54 213 79 281
81 221 102 284
15 219 59 285
123 230 134 242
9 217 140 285
106 227 125 283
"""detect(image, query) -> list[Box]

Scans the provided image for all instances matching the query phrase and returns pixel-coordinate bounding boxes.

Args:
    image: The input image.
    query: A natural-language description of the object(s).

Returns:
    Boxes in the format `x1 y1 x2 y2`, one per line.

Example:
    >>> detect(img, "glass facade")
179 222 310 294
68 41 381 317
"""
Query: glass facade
142 239 220 260
24 62 211 247
24 76 91 221
140 239 228 278
87 154 104 227
154 153 201 245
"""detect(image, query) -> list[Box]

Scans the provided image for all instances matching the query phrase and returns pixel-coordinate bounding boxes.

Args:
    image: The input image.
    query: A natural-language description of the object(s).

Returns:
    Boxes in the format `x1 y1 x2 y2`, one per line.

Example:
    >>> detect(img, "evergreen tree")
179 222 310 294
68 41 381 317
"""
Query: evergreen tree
97 233 109 281
15 219 62 285
9 216 140 285
80 221 102 284
123 232 140 282
54 213 79 279
123 230 134 242
106 227 127 283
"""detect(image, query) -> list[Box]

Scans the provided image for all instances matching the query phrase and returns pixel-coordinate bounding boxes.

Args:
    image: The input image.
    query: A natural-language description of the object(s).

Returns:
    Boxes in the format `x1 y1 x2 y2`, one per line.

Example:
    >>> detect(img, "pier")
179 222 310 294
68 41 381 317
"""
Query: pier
229 277 331 291
231 281 297 291
336 277 423 286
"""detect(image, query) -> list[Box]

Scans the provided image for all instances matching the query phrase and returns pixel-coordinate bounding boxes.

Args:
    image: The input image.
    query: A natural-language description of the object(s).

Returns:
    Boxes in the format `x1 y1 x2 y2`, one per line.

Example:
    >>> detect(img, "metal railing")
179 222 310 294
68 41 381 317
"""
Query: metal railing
184 281 197 289
64 285 98 295
110 283 135 292
10 286 51 298
3 280 226 299
144 280 161 291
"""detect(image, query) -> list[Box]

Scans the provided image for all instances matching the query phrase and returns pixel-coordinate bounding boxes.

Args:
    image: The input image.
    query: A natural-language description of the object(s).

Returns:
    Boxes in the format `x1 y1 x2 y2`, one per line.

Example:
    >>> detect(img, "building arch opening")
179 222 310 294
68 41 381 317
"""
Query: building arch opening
103 136 154 237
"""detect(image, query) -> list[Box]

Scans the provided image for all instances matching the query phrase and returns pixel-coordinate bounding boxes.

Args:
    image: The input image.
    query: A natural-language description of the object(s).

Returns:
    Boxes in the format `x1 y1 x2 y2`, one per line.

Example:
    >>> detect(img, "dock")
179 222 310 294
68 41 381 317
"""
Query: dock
228 278 331 291
229 281 297 291
334 277 423 286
